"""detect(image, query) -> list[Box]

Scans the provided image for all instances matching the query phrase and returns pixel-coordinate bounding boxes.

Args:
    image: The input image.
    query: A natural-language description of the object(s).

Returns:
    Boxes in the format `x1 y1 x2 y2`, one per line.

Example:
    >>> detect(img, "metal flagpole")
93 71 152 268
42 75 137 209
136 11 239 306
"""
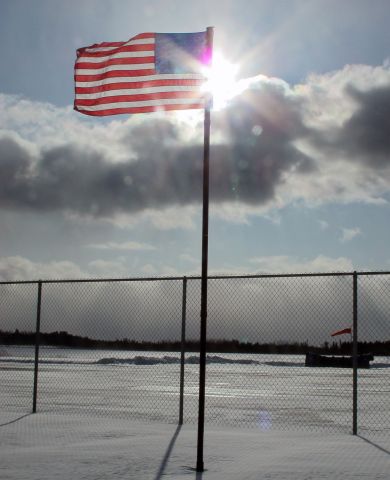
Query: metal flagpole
352 271 358 435
196 25 214 473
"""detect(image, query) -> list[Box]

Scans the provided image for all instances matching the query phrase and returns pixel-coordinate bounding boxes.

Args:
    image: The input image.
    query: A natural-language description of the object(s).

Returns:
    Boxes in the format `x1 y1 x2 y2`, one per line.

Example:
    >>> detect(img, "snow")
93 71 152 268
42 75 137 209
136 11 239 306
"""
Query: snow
0 413 389 479
1 346 389 478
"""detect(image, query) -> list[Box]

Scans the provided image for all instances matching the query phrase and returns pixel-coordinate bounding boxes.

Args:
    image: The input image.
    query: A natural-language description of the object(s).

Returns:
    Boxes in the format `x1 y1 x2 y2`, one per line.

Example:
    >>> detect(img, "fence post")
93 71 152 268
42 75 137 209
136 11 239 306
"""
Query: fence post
33 280 42 414
352 271 358 435
179 276 187 425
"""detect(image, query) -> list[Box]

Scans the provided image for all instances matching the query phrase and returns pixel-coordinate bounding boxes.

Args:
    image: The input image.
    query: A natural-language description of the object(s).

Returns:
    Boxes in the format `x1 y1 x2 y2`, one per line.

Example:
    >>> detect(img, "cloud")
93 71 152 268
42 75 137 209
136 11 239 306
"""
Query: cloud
0 103 304 215
0 256 87 281
0 88 309 218
1 62 390 223
308 83 390 169
0 255 135 281
0 252 355 283
340 227 362 243
340 85 390 166
140 263 158 275
0 253 201 282
87 259 129 277
179 253 199 264
65 205 197 231
87 241 156 251
249 254 354 273
142 207 197 230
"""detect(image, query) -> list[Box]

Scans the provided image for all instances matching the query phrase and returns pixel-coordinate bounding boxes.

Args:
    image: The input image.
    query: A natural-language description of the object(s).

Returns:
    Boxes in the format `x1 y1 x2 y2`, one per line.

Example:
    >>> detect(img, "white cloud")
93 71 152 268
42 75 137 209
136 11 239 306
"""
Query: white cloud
250 254 354 273
0 255 196 281
0 255 135 281
87 241 156 251
160 265 181 277
87 259 129 277
179 253 198 264
143 207 197 231
0 256 87 281
298 63 390 130
178 254 356 277
340 227 362 243
274 63 390 210
0 93 139 164
140 264 158 275
211 202 252 225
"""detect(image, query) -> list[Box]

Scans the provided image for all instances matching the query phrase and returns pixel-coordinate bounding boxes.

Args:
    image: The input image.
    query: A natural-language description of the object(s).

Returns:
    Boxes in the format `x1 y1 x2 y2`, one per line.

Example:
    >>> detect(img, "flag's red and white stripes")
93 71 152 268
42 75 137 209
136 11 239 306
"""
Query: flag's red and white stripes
74 33 206 116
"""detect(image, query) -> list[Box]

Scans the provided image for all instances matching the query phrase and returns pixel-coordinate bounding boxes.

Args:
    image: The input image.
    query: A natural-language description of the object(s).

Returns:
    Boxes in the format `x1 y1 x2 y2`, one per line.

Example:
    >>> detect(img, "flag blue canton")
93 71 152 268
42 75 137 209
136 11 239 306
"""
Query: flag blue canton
155 32 207 74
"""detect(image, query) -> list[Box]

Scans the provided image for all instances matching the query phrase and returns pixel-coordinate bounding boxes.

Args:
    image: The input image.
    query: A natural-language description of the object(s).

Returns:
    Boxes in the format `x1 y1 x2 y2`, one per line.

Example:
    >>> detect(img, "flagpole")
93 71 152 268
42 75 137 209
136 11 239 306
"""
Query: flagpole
196 25 214 474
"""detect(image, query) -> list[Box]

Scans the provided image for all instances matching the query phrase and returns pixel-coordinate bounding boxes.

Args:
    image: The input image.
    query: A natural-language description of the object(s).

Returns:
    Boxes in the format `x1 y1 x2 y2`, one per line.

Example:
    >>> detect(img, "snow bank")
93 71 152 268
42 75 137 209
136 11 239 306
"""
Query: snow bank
1 354 261 366
3 353 389 368
96 354 261 365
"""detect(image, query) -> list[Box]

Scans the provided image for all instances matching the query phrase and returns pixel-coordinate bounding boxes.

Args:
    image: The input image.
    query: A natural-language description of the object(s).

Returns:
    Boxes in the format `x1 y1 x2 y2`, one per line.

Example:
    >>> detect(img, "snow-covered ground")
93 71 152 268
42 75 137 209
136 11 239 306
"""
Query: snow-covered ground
1 346 389 478
2 346 389 433
0 413 389 479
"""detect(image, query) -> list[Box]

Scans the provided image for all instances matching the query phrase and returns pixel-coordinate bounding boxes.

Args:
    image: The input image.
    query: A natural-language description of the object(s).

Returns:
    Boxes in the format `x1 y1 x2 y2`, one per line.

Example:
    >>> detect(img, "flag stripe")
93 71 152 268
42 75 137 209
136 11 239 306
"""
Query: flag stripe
82 38 155 54
76 57 155 69
76 91 203 106
75 74 204 88
75 69 157 82
81 44 155 57
75 63 155 75
76 50 154 62
74 31 207 116
75 78 203 94
75 102 204 116
79 34 155 53
76 97 204 110
76 85 202 99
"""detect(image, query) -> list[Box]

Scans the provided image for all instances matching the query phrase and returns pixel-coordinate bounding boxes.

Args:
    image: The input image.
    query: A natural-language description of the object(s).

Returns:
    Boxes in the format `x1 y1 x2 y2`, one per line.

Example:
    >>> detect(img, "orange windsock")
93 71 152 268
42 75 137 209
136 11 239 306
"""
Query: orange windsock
331 327 352 337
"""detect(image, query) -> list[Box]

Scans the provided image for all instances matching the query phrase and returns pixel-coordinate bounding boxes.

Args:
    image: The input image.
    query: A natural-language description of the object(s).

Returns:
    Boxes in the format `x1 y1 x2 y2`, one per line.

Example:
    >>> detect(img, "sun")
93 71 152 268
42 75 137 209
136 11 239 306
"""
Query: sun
202 51 242 110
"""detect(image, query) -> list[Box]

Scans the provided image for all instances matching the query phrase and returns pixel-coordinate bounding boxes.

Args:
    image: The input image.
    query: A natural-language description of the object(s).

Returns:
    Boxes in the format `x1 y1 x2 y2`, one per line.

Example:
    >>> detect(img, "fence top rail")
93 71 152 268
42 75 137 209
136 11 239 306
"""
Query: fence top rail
355 271 390 276
1 271 390 286
0 276 186 285
209 270 390 279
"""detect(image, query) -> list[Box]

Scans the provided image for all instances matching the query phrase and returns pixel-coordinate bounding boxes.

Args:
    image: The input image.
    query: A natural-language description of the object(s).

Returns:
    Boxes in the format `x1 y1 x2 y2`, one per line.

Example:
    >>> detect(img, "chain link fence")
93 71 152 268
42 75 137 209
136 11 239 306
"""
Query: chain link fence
1 273 389 436
358 274 390 436
0 282 37 414
200 274 355 432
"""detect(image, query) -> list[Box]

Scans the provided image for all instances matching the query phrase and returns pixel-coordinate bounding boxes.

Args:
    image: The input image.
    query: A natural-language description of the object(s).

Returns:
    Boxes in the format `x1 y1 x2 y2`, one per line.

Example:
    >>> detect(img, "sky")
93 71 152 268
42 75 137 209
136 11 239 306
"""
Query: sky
1 0 390 281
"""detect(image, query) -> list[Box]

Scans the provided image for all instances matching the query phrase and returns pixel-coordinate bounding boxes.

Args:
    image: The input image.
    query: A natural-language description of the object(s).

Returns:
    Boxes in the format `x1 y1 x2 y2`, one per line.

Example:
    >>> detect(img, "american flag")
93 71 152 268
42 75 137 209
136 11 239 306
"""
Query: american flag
74 31 209 116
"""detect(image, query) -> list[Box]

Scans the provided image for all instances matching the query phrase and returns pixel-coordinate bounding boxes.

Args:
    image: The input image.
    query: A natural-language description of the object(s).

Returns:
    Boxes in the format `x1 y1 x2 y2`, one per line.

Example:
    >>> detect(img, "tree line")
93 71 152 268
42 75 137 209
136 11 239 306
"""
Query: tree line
0 329 389 355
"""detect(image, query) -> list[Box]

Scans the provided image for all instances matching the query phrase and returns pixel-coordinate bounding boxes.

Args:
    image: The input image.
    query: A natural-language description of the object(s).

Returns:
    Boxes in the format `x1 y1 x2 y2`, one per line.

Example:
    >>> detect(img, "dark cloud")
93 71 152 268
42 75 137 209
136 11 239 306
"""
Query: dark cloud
0 136 32 209
1 79 389 217
341 85 390 167
311 84 390 169
0 85 312 216
210 87 314 203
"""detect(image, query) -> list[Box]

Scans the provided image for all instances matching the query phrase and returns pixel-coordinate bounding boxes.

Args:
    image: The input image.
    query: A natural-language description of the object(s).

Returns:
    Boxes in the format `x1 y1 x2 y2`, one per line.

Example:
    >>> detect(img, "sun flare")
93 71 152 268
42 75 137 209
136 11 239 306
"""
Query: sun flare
202 51 242 109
